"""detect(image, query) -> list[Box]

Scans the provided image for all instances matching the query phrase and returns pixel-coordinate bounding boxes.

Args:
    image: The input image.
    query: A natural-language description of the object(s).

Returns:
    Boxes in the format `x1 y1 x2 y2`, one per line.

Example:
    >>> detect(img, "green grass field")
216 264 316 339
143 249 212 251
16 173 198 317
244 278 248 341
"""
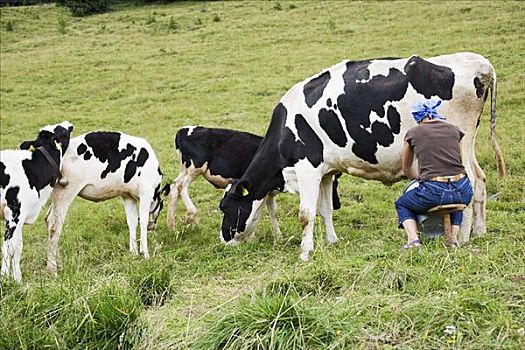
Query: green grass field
1 1 524 349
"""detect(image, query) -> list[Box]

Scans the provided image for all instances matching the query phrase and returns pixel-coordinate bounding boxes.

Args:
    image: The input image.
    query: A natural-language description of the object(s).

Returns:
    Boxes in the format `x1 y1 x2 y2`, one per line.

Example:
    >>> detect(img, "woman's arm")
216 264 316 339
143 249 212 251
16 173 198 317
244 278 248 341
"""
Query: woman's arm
402 141 418 179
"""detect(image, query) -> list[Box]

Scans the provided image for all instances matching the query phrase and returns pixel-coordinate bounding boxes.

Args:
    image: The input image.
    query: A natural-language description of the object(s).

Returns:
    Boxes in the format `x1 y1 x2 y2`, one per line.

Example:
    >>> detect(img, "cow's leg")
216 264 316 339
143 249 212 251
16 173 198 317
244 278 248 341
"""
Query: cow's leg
166 169 185 230
10 221 24 283
169 165 201 225
266 194 283 242
138 191 154 259
2 212 25 282
1 237 10 279
459 161 475 243
318 175 337 244
471 158 487 236
45 184 82 276
1 208 14 278
296 162 322 262
122 198 139 255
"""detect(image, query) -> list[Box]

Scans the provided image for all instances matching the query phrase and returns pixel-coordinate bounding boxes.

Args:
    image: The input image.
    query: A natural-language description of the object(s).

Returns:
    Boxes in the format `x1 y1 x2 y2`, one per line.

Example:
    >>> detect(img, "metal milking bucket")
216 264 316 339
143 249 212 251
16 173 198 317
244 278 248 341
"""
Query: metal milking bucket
402 180 444 238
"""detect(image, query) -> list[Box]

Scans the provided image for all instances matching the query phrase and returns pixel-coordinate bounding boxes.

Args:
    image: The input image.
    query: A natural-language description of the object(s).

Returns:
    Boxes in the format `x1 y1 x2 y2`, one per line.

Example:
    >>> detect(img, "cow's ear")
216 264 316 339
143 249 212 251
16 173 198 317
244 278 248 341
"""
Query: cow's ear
161 183 170 196
20 140 36 151
236 180 251 197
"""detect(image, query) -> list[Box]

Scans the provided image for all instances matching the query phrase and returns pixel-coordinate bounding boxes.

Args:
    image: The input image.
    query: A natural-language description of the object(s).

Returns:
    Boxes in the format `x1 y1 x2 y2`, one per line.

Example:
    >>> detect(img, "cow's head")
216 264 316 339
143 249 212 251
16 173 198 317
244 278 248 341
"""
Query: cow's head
148 183 170 230
20 121 74 155
219 179 266 244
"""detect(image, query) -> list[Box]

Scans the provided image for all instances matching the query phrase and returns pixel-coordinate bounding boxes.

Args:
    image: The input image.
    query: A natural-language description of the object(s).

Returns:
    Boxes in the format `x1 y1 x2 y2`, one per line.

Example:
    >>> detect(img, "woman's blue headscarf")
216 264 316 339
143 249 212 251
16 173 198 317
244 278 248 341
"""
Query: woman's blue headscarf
411 99 446 123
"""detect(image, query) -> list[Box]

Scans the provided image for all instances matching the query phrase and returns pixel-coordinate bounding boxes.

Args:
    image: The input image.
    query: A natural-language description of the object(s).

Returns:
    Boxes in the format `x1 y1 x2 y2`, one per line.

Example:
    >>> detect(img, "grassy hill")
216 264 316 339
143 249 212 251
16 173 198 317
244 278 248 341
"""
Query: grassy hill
1 1 524 349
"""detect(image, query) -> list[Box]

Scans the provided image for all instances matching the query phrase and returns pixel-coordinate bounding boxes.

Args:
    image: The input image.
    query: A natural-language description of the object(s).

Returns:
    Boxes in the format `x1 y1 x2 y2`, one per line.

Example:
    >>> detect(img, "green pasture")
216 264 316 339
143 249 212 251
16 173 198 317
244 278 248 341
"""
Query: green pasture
1 1 524 349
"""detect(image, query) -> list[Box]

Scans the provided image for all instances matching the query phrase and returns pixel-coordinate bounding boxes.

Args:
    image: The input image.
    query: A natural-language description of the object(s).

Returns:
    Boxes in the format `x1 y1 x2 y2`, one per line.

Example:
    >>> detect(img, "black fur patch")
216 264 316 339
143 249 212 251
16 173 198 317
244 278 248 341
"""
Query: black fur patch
4 186 20 240
303 71 331 108
77 143 87 155
83 151 92 160
84 132 136 179
337 61 408 164
280 114 324 168
0 162 9 189
123 148 150 183
386 105 401 135
404 55 455 100
473 77 484 98
318 108 347 147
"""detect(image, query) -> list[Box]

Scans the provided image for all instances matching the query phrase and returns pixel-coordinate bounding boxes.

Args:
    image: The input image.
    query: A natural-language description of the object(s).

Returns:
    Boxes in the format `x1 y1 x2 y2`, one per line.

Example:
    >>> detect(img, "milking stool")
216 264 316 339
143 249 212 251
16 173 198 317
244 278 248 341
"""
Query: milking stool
426 204 467 246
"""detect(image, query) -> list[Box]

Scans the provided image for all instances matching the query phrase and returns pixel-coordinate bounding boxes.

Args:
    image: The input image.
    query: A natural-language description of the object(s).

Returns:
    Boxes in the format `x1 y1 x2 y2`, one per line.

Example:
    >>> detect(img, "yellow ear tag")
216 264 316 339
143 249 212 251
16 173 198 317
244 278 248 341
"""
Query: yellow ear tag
29 145 36 152
242 188 249 197
54 140 62 150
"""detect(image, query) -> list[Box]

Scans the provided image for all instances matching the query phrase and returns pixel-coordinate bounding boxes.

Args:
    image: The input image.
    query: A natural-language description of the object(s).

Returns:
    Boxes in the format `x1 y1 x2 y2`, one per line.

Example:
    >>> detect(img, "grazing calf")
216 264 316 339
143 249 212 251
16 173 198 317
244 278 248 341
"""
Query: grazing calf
1 121 74 282
219 53 505 261
45 131 169 275
167 126 341 241
166 126 282 240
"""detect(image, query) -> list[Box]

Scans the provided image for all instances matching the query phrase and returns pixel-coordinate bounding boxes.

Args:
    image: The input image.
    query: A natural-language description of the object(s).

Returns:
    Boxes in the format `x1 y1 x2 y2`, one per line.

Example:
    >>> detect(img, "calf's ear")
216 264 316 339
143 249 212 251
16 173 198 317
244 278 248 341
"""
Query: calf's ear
20 140 36 150
51 136 62 150
161 183 170 196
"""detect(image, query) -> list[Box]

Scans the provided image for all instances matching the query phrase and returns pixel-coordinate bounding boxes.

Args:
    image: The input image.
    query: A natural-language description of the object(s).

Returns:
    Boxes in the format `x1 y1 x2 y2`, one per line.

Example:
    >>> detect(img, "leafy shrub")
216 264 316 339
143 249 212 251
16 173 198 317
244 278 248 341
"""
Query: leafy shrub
0 0 54 6
57 0 110 17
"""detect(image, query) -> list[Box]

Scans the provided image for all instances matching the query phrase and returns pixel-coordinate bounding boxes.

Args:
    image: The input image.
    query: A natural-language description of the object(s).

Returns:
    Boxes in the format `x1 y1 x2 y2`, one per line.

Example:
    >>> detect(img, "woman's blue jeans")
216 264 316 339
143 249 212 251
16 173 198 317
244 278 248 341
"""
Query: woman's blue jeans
395 177 473 228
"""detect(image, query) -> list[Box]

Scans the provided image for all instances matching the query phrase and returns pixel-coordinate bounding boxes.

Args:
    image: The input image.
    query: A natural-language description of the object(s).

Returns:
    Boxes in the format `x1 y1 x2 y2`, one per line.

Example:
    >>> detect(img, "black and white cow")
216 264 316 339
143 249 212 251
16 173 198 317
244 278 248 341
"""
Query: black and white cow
45 131 169 275
219 52 505 261
1 121 74 282
167 126 341 242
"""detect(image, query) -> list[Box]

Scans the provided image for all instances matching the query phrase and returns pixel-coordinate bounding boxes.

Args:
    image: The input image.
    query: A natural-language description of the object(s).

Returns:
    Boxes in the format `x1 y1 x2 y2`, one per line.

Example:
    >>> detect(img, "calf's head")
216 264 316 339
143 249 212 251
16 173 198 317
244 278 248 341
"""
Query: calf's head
219 179 266 244
148 183 170 230
20 121 74 155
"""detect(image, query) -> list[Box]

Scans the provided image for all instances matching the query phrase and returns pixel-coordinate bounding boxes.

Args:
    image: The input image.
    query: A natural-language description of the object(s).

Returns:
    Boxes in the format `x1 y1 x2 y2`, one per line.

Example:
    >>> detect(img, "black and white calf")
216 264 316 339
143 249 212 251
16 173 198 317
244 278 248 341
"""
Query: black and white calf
1 121 74 282
45 131 168 275
220 52 505 261
167 126 283 240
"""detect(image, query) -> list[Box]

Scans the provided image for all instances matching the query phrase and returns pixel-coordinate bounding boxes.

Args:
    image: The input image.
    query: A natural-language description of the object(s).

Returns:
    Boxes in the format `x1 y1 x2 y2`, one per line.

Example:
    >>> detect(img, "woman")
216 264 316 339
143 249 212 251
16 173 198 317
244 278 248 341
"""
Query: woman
395 99 473 249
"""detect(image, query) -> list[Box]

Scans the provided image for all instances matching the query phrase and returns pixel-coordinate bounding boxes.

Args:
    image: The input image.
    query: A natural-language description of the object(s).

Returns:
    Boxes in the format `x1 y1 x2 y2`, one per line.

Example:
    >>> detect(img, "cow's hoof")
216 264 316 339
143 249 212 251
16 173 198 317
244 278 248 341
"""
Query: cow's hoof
445 240 460 248
184 213 196 224
471 226 486 237
327 236 338 245
46 266 58 277
299 252 310 262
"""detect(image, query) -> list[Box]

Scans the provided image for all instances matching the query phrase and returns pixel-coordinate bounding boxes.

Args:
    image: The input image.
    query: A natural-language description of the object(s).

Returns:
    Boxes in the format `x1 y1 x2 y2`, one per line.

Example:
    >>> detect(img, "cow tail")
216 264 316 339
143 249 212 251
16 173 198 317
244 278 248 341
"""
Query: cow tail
489 69 506 178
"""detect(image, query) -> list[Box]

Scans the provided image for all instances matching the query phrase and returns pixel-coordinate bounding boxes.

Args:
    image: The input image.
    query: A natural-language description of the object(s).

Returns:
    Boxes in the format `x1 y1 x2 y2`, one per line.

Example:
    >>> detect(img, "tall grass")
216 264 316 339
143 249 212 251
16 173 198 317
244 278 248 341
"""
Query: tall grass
0 1 524 349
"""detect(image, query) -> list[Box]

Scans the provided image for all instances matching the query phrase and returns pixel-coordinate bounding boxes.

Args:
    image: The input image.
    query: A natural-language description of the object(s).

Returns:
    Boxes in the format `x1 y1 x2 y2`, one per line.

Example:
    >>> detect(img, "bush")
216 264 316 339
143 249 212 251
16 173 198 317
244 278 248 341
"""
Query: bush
57 0 110 17
0 0 54 6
